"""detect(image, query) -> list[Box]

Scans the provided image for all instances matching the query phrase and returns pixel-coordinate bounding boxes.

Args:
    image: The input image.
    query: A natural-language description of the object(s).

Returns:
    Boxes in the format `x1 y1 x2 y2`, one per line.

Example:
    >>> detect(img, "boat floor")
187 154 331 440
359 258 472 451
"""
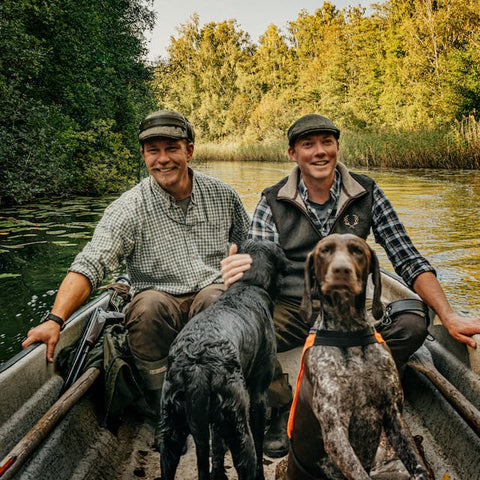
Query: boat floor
109 401 450 480
6 343 476 479
106 348 460 480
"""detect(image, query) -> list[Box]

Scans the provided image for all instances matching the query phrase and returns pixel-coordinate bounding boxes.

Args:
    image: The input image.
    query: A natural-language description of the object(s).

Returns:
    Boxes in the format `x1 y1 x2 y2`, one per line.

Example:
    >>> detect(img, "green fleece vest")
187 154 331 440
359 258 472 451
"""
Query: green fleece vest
263 172 375 298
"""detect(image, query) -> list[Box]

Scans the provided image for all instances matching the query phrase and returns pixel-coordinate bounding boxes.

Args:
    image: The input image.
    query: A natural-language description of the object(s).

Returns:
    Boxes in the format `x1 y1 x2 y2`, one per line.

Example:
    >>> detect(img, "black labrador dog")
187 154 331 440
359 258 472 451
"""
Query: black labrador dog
284 233 428 480
158 240 287 480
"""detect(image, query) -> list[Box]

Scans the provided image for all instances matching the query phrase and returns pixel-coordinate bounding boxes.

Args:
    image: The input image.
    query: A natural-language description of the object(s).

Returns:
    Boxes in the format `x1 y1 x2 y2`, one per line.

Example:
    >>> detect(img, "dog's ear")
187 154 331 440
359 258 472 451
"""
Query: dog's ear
369 246 383 320
300 251 318 324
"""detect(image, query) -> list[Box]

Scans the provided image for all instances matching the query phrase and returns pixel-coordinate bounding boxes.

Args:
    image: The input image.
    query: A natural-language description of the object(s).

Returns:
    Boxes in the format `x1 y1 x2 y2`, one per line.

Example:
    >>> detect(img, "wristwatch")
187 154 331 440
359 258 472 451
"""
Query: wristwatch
41 312 65 330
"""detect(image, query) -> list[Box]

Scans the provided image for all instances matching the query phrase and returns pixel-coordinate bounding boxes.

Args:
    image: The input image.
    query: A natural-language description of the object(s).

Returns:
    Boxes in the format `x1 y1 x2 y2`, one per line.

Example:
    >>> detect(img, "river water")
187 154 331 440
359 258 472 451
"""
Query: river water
0 161 479 363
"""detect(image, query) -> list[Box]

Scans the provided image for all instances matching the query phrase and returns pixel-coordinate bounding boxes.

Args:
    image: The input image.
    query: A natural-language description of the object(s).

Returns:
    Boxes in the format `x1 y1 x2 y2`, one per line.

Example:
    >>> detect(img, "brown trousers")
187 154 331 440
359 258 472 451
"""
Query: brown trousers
268 296 429 408
124 284 227 390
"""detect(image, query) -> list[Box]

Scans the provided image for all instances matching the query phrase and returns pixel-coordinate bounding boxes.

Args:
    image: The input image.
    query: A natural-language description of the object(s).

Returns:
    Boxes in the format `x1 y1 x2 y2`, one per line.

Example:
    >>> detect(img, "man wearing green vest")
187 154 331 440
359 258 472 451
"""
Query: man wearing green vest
221 113 480 458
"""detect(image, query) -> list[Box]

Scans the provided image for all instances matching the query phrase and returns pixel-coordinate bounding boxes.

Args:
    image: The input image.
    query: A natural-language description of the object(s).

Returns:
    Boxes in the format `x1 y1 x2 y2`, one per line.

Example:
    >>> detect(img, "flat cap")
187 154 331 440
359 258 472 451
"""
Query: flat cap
138 110 195 143
287 114 340 146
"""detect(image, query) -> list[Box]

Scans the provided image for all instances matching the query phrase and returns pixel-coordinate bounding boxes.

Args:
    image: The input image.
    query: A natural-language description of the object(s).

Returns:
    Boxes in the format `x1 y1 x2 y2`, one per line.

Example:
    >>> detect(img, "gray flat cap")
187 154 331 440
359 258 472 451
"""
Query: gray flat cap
139 110 195 143
287 114 340 146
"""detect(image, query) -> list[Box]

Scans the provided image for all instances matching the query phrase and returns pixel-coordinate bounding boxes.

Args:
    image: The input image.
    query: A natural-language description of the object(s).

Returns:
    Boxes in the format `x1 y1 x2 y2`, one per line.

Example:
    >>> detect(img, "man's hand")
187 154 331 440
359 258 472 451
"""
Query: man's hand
413 271 480 349
22 321 61 363
441 311 480 349
220 244 253 287
21 271 92 362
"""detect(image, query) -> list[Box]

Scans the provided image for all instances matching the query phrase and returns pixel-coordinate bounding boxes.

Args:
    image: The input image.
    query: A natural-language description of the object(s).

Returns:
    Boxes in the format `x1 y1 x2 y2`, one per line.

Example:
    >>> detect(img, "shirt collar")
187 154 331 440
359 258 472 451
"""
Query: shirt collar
298 169 341 205
150 168 196 206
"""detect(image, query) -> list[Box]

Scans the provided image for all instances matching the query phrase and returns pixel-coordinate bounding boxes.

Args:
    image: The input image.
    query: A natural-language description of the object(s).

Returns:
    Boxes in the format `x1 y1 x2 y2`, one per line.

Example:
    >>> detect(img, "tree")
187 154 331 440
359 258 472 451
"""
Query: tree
0 0 155 205
154 15 254 140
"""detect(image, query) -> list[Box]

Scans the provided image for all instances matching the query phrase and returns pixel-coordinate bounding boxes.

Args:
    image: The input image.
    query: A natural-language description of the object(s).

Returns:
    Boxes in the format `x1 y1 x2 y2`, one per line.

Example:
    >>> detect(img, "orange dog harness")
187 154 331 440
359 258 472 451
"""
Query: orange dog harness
287 328 385 438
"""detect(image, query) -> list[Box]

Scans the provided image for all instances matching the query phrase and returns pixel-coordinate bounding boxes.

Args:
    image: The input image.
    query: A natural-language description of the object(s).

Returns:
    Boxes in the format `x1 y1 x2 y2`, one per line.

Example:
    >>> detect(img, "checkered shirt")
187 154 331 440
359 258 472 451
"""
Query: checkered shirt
70 172 250 296
249 169 434 287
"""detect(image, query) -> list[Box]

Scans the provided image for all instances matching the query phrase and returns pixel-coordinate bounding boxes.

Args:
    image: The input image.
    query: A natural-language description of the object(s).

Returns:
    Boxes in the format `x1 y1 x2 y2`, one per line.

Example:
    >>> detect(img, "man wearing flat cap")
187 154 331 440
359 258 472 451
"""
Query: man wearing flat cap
222 113 480 457
24 109 250 405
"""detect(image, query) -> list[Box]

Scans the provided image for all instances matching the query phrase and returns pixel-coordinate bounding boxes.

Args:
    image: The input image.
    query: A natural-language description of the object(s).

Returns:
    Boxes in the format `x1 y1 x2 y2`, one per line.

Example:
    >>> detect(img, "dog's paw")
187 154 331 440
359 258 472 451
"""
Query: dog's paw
210 468 229 480
274 456 288 480
412 473 429 480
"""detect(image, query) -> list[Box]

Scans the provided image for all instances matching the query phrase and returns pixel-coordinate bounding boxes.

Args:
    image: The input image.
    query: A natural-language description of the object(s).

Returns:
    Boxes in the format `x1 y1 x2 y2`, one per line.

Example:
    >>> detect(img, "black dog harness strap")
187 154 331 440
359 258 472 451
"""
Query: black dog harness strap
312 326 379 347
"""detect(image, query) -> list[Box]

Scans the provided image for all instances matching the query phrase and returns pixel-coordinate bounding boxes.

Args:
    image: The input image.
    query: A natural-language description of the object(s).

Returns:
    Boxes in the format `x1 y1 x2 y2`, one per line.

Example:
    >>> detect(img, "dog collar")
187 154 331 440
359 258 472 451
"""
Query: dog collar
311 326 381 347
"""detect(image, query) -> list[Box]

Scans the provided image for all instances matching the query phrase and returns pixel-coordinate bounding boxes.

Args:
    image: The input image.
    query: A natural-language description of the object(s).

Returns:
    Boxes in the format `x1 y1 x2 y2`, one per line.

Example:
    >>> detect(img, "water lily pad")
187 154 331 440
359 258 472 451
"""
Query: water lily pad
60 232 91 239
51 241 78 246
0 241 47 249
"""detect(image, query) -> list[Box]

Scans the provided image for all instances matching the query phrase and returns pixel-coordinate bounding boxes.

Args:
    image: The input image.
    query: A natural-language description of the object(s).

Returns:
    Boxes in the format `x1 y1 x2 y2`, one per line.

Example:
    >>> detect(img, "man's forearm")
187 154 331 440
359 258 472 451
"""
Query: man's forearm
50 271 92 322
412 271 454 325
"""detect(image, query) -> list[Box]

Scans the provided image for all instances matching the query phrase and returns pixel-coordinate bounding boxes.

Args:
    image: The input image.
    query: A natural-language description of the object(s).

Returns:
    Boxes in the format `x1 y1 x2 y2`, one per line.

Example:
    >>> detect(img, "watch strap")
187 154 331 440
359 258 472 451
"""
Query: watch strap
41 312 65 330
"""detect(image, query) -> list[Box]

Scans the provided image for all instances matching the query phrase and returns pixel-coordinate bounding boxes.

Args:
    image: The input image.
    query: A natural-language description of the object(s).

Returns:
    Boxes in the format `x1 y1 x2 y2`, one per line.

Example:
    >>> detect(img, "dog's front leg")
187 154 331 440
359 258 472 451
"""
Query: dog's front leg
321 431 371 479
315 405 371 480
383 409 429 480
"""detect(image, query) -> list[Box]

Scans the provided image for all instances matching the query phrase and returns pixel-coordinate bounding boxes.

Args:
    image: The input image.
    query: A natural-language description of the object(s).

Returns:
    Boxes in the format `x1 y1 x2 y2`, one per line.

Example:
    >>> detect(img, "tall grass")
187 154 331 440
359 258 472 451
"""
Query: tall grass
195 140 289 163
195 118 480 169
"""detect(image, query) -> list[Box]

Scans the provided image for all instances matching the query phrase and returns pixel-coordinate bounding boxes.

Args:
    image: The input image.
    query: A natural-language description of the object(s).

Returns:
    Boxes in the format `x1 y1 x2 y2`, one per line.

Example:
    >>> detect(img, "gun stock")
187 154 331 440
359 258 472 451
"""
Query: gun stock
60 277 130 394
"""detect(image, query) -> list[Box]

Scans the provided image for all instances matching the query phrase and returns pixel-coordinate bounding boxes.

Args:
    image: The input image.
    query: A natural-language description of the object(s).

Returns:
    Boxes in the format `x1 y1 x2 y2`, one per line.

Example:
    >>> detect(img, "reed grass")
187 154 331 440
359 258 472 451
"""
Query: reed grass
195 140 289 163
195 118 480 169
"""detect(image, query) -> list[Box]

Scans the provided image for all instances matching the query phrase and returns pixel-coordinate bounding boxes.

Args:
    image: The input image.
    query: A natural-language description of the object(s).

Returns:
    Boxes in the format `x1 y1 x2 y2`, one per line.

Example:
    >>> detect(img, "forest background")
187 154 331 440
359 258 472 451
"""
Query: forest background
1 0 479 206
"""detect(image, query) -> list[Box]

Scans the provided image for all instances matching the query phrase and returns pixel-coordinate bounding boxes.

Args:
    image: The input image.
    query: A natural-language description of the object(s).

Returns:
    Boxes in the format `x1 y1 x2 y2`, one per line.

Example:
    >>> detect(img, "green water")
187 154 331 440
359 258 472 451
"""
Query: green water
1 161 479 363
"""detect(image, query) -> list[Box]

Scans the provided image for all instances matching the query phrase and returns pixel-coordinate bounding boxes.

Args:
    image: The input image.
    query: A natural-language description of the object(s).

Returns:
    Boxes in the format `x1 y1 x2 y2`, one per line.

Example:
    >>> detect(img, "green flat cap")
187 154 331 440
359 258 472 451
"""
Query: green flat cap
138 110 195 143
287 114 340 146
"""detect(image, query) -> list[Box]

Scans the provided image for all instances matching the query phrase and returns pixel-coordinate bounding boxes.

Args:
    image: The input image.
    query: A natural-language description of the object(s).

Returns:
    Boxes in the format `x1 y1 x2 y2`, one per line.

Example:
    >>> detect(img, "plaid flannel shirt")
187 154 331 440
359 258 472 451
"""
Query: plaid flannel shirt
71 172 250 296
249 168 434 287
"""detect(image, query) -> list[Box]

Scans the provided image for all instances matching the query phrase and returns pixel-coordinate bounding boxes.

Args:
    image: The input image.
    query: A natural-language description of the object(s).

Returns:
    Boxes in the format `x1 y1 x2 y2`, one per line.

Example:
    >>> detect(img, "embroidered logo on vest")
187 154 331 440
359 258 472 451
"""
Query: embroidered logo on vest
343 214 359 229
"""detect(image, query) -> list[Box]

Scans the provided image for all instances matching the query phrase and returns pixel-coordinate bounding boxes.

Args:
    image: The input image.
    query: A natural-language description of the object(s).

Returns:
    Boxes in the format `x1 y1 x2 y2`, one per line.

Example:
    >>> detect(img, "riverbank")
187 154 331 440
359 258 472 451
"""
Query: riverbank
195 118 480 169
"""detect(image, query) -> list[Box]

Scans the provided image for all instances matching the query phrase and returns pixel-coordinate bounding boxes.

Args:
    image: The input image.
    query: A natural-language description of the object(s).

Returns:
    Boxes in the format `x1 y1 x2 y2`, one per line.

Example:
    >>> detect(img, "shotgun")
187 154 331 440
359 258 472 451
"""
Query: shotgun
0 277 132 479
60 276 131 394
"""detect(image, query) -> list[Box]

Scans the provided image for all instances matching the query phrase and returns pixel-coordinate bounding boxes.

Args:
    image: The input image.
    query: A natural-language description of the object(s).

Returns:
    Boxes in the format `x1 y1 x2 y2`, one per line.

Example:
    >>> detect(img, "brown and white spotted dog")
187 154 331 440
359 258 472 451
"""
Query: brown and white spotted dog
284 233 428 480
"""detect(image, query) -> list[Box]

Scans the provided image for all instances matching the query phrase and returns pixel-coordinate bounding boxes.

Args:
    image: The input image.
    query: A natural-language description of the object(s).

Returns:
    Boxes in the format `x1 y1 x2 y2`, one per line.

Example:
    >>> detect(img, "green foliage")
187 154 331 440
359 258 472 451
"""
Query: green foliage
0 0 156 206
152 0 480 156
341 121 480 169
154 14 254 140
71 120 136 195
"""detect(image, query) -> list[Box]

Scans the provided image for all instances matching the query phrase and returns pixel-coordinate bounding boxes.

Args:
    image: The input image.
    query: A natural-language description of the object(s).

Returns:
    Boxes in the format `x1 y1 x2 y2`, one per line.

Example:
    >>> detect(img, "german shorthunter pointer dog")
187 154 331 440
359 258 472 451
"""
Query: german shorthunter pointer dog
284 233 428 480
158 239 287 480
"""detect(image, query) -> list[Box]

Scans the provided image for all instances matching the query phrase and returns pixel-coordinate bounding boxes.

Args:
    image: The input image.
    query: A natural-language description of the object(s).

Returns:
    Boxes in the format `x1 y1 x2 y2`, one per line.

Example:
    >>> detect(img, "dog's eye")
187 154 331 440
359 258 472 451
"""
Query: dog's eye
320 246 331 254
350 246 363 256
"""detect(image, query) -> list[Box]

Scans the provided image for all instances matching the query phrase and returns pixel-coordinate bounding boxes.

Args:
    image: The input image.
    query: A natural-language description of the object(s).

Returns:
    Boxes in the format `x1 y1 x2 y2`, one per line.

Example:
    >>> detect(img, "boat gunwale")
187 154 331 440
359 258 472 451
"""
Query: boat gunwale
0 291 110 375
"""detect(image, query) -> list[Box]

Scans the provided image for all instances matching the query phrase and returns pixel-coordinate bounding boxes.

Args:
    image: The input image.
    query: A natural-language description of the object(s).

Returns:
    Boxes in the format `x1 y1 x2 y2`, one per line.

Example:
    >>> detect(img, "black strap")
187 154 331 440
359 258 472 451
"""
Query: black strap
289 439 322 480
41 312 65 330
312 326 378 347
381 298 429 327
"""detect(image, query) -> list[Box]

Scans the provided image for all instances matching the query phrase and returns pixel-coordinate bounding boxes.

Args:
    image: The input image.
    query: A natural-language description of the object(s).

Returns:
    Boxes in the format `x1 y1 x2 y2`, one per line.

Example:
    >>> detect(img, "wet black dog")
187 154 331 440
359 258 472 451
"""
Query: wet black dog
158 240 287 480
284 234 428 480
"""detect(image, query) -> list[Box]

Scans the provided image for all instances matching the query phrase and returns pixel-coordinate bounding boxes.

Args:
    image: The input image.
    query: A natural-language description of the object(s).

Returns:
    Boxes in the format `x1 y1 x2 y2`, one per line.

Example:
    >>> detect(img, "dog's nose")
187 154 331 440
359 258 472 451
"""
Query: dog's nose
331 261 353 277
